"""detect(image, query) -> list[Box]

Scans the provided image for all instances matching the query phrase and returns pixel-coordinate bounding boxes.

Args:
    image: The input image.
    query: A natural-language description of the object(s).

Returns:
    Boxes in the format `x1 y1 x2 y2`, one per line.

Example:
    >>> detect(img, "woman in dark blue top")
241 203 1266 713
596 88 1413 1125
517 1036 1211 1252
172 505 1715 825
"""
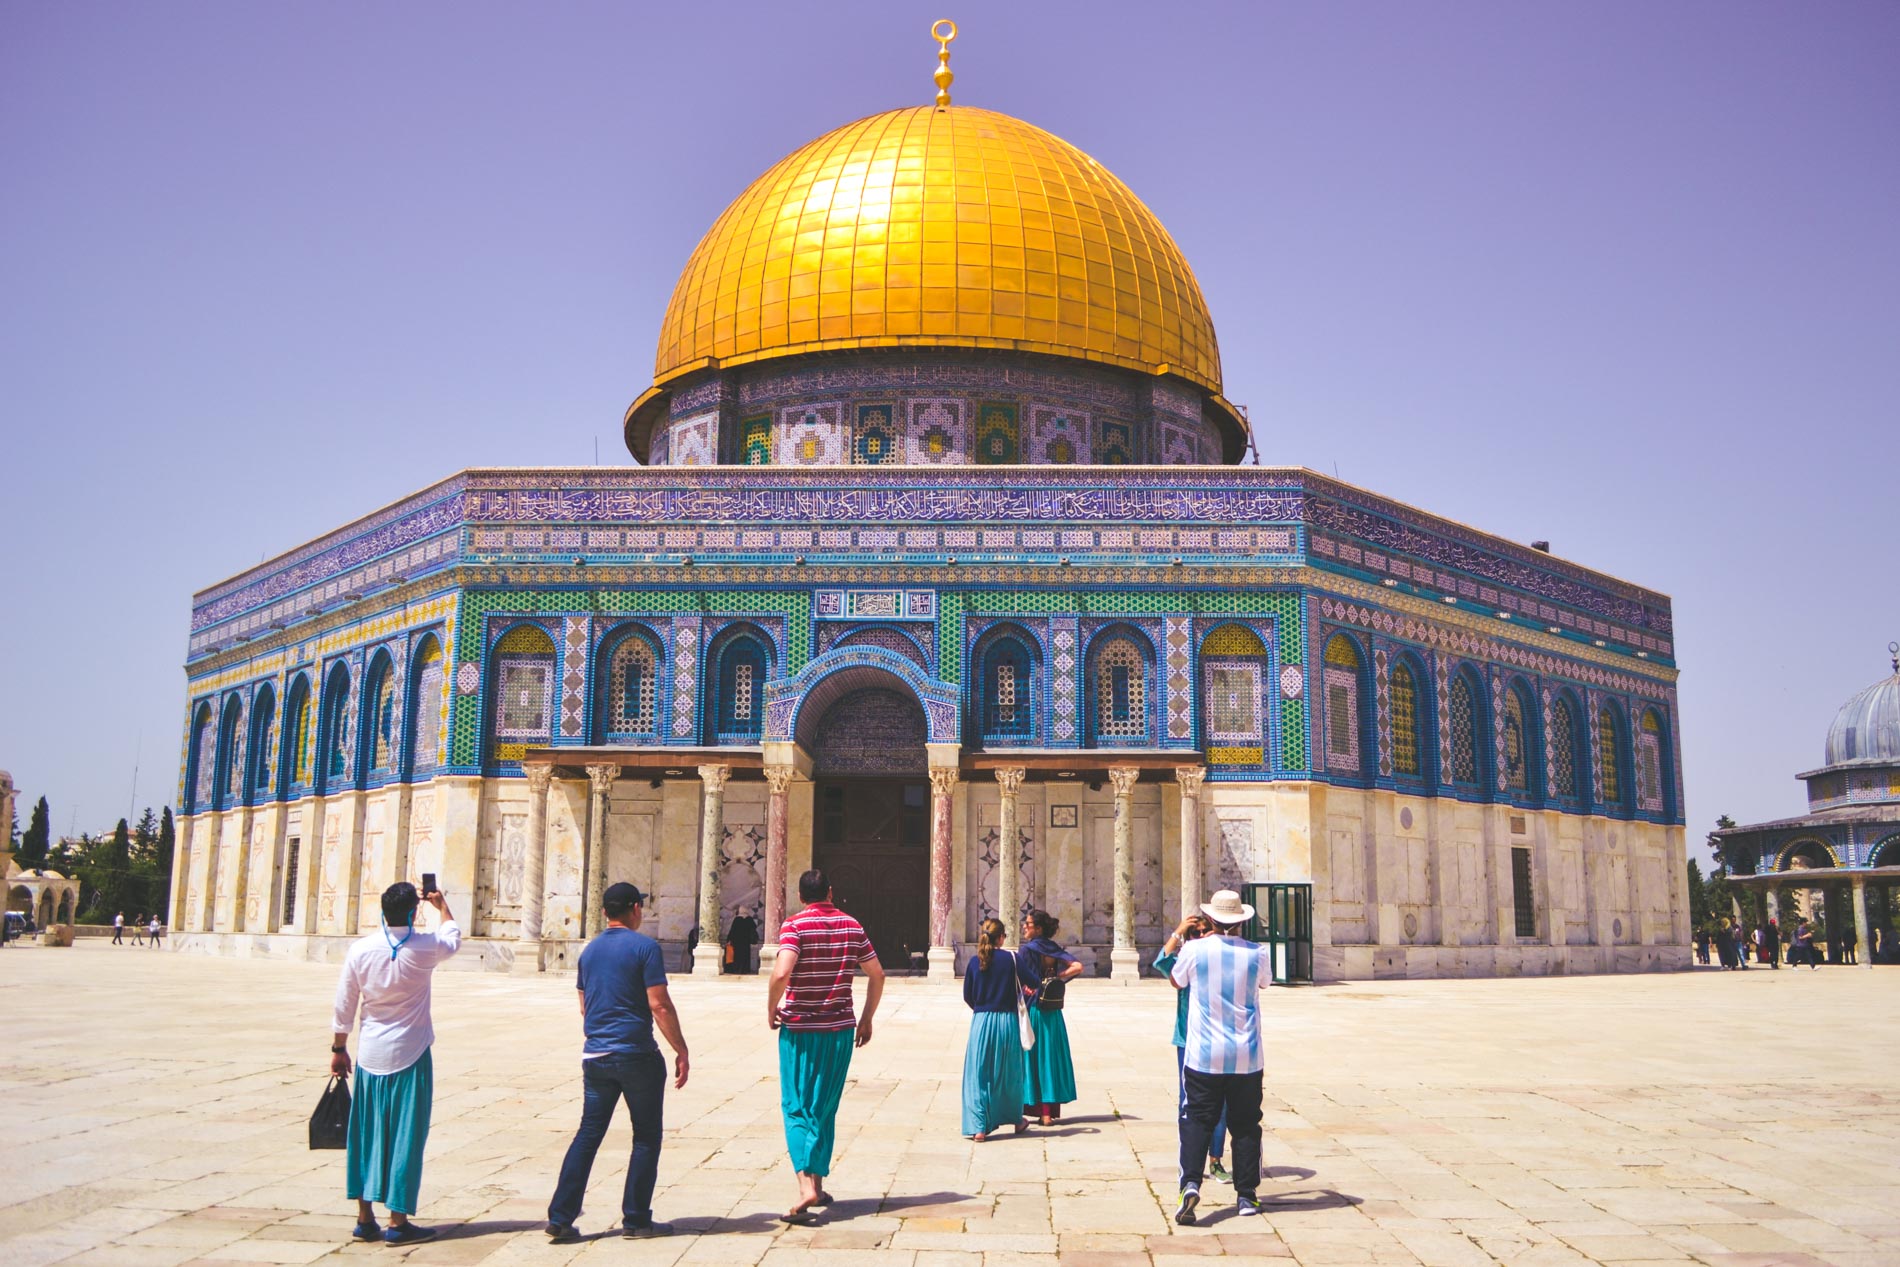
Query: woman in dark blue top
1017 909 1083 1125
960 918 1026 1139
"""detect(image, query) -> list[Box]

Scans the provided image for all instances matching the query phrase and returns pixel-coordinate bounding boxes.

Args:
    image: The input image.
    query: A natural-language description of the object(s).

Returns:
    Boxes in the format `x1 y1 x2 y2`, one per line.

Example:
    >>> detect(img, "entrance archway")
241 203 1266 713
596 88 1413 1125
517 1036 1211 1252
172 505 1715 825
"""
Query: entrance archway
799 680 930 970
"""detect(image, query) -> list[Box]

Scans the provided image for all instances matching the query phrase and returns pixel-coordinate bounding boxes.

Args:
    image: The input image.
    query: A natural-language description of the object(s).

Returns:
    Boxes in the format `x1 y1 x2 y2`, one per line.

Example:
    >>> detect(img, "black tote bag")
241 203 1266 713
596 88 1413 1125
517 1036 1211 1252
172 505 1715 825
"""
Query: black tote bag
309 1075 351 1150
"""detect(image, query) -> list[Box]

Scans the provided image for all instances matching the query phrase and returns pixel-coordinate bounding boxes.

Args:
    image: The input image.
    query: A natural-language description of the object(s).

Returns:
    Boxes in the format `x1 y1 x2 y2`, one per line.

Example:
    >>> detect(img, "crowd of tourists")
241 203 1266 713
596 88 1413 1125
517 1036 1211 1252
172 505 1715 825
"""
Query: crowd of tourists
1693 915 1896 969
326 873 1278 1241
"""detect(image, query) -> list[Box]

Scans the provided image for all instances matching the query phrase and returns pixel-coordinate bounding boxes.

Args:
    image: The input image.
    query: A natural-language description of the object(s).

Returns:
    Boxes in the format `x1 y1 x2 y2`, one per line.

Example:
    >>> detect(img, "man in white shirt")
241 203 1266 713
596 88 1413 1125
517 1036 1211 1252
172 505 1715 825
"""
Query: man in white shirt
330 881 461 1245
1167 889 1272 1225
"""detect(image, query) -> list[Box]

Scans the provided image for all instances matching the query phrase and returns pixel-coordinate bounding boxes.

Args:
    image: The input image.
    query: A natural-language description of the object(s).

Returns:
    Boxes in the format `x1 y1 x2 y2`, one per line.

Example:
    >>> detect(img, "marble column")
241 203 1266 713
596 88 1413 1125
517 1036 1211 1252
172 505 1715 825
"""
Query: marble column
994 767 1026 938
1175 765 1206 919
762 765 794 956
1851 874 1872 969
515 765 554 970
1108 765 1142 980
693 764 730 978
927 764 959 978
583 763 619 938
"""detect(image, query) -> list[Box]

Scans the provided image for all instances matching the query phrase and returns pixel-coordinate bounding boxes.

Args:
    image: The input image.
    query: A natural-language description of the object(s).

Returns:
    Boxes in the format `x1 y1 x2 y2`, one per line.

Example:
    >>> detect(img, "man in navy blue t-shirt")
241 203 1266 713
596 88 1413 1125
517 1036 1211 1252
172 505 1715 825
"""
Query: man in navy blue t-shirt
547 883 689 1241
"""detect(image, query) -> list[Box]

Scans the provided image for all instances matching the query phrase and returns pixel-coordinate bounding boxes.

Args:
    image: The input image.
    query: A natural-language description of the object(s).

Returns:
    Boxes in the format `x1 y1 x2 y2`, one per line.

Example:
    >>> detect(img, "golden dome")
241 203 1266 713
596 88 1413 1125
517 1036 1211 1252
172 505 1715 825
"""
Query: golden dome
650 105 1223 394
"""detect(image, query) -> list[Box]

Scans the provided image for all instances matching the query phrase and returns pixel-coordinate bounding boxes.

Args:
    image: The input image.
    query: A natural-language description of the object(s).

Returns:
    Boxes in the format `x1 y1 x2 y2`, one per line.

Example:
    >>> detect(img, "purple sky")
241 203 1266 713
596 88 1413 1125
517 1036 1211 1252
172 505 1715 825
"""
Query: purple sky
3 2 1895 852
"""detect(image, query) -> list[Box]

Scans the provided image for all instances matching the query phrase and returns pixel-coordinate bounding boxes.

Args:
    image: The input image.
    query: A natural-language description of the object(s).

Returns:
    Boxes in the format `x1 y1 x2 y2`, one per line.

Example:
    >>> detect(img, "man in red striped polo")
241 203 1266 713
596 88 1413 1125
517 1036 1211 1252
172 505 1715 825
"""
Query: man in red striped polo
766 868 885 1224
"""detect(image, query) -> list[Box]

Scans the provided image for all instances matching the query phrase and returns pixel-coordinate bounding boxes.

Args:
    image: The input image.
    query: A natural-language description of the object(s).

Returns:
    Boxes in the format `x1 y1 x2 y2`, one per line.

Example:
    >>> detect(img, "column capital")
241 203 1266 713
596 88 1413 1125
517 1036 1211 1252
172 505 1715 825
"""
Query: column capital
763 765 796 796
1174 765 1207 796
698 763 731 794
928 765 960 798
584 763 620 795
524 764 555 794
1107 765 1140 797
993 766 1028 795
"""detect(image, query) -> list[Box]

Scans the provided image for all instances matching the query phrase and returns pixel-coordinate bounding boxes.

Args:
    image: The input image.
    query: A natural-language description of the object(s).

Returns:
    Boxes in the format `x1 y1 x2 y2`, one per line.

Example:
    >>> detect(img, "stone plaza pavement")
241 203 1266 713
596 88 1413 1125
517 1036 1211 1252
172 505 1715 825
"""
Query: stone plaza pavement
3 946 1896 1267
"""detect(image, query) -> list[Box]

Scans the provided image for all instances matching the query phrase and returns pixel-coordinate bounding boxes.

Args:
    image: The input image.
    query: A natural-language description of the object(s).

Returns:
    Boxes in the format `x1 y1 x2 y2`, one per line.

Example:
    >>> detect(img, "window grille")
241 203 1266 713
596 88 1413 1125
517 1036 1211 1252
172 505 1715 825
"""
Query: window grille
251 695 276 795
1391 661 1420 777
1637 712 1664 812
1511 847 1536 937
1550 696 1577 798
715 635 768 738
1095 637 1145 739
371 671 397 773
609 637 657 734
498 663 551 735
411 643 443 775
1503 687 1532 792
191 712 215 809
1450 674 1478 784
1597 704 1620 805
732 662 754 719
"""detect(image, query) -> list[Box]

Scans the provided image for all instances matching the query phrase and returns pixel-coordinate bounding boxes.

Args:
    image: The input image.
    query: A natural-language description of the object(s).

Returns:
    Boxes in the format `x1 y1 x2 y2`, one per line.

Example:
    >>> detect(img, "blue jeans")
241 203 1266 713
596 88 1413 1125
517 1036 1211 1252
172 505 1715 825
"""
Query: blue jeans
548 1052 666 1229
1176 1046 1228 1165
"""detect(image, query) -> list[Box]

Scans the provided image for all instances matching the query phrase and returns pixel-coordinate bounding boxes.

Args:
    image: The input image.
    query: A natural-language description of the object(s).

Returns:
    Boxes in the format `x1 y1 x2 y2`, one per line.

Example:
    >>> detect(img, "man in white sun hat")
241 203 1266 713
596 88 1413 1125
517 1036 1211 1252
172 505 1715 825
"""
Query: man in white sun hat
1166 889 1272 1225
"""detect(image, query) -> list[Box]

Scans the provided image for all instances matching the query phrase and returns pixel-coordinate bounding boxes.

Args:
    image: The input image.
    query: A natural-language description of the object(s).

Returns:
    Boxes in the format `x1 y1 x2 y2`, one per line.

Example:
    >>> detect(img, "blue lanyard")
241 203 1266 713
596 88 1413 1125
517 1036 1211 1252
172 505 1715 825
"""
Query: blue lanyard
382 918 414 961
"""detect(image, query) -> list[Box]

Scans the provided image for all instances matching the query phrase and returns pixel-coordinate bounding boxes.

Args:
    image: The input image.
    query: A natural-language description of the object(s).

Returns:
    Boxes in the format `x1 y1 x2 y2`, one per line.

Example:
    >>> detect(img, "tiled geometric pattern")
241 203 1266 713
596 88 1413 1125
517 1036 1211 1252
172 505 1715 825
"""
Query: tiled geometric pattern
1450 672 1479 785
1374 646 1393 779
412 639 444 775
1027 405 1087 464
559 617 588 739
1435 652 1453 782
672 616 701 739
1092 637 1147 741
1165 616 1192 740
906 398 966 464
739 414 771 465
973 402 1019 464
1095 418 1133 464
830 625 929 674
1503 684 1531 794
776 403 845 465
669 412 717 466
851 404 899 465
1391 656 1423 778
1051 619 1079 743
1637 711 1664 813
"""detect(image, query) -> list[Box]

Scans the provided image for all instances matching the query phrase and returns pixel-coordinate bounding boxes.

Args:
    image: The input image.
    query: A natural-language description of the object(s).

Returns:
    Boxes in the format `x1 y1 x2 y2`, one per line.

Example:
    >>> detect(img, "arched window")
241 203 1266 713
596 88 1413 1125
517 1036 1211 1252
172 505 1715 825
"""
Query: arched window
364 653 398 777
492 624 557 762
599 627 661 740
187 702 215 812
249 684 277 801
708 626 772 743
1549 693 1581 802
1390 658 1427 779
1596 699 1629 814
213 694 245 810
1089 629 1152 744
1636 708 1668 815
318 664 353 792
407 637 444 777
1448 668 1486 790
1322 634 1368 779
1201 623 1267 766
1501 680 1538 797
980 632 1036 742
282 675 313 790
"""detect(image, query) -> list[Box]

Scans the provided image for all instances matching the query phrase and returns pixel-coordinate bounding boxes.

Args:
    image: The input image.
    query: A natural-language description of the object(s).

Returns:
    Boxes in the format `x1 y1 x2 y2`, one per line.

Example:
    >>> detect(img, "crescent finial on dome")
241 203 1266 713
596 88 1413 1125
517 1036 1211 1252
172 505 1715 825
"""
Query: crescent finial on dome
933 19 957 108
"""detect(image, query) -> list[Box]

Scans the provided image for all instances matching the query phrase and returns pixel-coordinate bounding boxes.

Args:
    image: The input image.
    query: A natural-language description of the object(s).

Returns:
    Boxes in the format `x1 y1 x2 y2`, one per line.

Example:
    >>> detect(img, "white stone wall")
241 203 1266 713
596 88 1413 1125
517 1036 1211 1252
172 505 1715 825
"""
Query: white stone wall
170 774 1691 978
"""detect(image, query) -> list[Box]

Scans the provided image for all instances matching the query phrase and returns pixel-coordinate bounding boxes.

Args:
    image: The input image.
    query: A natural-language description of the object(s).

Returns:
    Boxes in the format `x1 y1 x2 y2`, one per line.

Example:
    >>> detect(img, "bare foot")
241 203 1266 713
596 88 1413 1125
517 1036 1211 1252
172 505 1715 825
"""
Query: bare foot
972 1132 987 1143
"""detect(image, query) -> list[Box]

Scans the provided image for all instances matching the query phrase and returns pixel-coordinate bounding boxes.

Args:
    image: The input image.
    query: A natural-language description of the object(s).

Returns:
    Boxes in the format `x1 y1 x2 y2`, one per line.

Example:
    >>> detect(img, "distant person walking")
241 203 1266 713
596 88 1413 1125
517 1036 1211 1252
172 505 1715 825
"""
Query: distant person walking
960 917 1026 1141
1154 914 1231 1186
546 883 687 1242
1017 909 1083 1126
1761 919 1779 969
1169 890 1273 1226
1792 920 1817 969
725 909 759 975
148 915 162 947
1694 926 1710 965
768 869 884 1225
330 882 461 1246
131 914 146 946
112 912 125 945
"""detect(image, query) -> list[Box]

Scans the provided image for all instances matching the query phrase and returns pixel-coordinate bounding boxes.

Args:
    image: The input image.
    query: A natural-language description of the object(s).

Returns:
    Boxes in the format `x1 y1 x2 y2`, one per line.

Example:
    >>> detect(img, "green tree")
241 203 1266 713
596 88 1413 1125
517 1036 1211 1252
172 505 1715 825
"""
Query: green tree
19 796 50 869
1686 857 1710 930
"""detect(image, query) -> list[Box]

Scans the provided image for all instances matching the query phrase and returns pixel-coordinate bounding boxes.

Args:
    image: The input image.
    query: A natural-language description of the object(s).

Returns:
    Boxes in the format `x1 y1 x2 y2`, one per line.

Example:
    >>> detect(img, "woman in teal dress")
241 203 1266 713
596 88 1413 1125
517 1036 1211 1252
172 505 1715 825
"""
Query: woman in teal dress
960 918 1027 1140
1017 909 1084 1126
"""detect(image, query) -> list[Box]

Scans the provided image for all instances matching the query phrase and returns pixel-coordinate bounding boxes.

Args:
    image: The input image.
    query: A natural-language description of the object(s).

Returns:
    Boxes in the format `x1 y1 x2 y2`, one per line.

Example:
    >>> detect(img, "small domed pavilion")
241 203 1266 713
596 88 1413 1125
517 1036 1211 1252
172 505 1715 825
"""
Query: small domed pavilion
1716 644 1900 963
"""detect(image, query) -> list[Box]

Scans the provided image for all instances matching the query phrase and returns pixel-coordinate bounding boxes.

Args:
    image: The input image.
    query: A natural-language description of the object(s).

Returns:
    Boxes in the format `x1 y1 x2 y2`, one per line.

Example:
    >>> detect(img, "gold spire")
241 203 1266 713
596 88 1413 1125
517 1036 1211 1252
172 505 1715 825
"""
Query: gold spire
932 19 957 108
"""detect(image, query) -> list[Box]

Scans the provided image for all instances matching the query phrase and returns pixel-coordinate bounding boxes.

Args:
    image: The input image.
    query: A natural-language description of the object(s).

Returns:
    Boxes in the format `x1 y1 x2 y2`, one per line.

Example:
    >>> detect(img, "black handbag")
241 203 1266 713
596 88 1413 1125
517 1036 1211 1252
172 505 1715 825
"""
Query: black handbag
1033 953 1067 1011
309 1075 351 1150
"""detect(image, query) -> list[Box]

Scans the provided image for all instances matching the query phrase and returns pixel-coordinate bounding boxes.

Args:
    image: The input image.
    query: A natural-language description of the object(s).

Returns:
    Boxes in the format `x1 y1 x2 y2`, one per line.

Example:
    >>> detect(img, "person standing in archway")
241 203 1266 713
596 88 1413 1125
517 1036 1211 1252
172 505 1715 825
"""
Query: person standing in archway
726 908 759 975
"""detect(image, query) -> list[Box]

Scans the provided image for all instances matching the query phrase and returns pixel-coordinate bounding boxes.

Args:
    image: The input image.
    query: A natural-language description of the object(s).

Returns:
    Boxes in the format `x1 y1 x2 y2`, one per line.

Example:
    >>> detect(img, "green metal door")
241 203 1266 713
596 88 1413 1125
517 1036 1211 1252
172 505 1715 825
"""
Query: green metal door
1240 882 1313 984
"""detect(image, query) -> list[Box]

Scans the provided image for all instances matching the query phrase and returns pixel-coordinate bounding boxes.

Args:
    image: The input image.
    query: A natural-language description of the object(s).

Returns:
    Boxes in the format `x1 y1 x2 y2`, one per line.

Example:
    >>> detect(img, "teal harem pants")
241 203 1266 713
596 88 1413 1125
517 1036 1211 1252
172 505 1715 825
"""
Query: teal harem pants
346 1049 433 1216
778 1027 855 1177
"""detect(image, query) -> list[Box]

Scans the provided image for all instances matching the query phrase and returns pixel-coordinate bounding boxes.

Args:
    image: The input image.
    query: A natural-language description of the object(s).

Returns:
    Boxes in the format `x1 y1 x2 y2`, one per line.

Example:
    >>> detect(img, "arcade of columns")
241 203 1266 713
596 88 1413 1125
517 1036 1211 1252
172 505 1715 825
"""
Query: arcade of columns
506 753 1214 979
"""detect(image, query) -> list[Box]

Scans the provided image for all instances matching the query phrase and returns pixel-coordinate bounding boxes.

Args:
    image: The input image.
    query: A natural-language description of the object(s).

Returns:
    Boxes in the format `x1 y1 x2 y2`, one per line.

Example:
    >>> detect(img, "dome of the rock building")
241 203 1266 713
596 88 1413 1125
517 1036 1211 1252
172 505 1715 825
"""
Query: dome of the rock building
1822 649 1900 766
626 102 1246 463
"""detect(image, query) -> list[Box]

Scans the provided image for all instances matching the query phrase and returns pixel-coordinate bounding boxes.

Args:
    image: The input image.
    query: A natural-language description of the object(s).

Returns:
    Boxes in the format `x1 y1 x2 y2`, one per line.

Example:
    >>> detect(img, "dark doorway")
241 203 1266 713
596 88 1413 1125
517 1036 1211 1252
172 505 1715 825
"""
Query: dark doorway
813 779 930 969
803 682 931 971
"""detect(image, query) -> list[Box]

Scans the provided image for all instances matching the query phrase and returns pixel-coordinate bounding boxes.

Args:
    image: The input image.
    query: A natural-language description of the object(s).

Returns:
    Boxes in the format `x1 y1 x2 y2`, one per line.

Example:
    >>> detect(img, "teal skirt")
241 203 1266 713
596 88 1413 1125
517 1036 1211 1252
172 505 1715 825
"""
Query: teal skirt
1022 1007 1077 1107
778 1027 855 1177
345 1048 433 1215
961 1011 1026 1136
